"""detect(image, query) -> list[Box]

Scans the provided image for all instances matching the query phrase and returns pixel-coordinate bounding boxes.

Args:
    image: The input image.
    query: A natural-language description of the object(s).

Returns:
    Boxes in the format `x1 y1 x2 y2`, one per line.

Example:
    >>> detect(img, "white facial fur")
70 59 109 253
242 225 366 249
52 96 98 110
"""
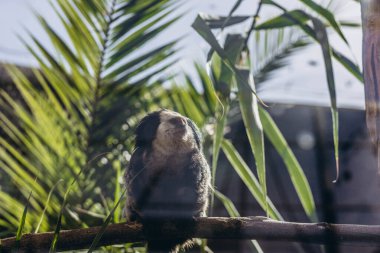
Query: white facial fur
152 110 196 156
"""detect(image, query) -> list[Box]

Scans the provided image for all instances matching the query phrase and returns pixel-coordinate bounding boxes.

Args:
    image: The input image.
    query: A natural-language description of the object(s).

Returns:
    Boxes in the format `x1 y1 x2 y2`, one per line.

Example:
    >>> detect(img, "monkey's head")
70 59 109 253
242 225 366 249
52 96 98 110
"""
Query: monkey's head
134 109 202 155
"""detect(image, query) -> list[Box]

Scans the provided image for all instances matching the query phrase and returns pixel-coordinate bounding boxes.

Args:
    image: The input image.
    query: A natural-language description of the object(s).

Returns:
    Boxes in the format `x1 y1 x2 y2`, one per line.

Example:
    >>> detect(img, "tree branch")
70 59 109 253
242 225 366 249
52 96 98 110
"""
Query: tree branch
2 217 380 252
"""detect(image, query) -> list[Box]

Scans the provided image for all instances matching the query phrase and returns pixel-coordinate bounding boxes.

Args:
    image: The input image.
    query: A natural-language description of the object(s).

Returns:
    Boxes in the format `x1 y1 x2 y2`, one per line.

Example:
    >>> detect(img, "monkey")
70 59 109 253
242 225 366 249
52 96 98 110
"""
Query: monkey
124 109 211 253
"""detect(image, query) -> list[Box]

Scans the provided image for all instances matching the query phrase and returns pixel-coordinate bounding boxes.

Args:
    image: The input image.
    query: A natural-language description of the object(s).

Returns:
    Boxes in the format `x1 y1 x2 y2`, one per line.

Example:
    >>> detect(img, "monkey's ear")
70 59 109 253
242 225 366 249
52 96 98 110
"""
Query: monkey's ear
187 118 202 149
135 111 161 148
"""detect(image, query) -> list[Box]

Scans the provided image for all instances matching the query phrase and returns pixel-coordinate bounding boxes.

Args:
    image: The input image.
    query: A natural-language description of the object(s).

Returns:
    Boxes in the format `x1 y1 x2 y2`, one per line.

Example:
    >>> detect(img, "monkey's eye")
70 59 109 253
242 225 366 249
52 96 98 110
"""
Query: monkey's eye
169 117 187 127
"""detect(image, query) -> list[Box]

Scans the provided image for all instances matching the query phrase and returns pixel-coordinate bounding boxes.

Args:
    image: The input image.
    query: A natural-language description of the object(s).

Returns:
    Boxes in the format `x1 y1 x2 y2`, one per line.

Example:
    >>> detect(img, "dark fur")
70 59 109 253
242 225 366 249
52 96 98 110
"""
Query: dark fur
124 110 210 252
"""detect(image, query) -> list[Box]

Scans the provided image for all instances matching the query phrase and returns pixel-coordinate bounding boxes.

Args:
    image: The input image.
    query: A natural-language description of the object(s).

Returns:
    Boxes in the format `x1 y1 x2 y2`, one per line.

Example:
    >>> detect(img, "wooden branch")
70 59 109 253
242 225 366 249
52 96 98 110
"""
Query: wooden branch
2 217 380 252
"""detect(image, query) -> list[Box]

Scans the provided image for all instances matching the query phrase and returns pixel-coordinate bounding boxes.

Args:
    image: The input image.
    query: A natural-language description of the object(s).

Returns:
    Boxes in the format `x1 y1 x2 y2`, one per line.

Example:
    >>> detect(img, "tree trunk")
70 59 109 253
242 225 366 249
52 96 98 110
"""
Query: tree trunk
361 0 380 172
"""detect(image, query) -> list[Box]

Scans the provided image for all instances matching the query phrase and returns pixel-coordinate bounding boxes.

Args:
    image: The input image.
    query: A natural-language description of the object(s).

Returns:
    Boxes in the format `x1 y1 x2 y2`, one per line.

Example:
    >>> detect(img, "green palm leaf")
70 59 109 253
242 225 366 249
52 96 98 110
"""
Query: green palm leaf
0 0 179 238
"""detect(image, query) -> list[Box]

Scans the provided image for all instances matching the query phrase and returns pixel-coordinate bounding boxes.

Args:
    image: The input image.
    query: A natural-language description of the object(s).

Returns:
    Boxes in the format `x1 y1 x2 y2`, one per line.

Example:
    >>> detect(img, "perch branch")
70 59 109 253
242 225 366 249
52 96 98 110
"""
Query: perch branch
2 217 380 252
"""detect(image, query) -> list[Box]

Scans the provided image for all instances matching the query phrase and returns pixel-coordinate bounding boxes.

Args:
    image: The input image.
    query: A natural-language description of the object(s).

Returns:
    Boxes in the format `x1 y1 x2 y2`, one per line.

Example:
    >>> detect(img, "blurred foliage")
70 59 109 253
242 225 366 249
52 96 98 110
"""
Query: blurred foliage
0 0 362 252
0 0 180 236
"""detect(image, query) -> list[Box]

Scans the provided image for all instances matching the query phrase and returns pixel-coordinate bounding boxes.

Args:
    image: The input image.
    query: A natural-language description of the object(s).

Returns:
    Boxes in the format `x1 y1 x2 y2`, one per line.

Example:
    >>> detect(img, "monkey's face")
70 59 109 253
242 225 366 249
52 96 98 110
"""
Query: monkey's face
153 110 197 154
157 110 189 138
134 109 202 155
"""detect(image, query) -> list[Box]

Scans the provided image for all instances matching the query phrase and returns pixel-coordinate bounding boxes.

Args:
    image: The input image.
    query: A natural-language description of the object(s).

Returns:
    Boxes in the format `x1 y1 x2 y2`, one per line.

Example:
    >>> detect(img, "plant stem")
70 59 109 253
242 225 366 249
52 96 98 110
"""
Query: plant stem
244 1 263 46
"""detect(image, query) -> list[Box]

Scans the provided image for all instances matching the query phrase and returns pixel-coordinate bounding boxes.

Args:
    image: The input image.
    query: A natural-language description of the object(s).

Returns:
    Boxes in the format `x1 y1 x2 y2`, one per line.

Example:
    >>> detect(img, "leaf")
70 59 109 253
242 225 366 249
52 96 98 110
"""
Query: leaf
38 17 88 72
105 40 177 81
199 0 248 30
112 0 175 41
87 187 128 253
235 53 268 216
183 75 212 117
172 85 205 126
221 139 282 220
297 0 348 44
208 34 245 215
215 190 263 253
107 14 179 68
113 160 122 223
198 14 251 29
255 10 310 30
192 15 262 101
192 15 232 60
35 179 64 234
49 170 84 253
331 49 363 83
259 107 317 221
210 102 229 216
263 0 363 83
49 152 106 252
0 190 29 229
194 63 218 112
16 189 33 241
214 190 239 217
254 38 310 84
221 0 245 30
193 16 268 215
88 158 149 252
312 18 339 182
339 21 360 27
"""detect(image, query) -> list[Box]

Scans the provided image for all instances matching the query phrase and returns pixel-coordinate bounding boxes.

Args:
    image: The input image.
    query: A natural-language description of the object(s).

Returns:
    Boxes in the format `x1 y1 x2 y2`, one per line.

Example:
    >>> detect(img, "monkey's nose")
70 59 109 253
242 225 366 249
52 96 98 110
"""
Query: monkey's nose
169 117 187 127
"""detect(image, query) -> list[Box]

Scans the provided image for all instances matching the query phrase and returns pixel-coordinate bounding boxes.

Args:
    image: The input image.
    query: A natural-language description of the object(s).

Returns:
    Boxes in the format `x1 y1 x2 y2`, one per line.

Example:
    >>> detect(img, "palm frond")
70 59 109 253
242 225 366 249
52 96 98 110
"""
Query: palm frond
0 0 179 235
251 28 310 86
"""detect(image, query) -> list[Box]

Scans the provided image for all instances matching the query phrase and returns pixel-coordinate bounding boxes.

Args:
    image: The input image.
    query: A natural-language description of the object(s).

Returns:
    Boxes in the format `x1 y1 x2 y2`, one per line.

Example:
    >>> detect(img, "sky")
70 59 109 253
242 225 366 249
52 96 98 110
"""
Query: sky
0 0 364 109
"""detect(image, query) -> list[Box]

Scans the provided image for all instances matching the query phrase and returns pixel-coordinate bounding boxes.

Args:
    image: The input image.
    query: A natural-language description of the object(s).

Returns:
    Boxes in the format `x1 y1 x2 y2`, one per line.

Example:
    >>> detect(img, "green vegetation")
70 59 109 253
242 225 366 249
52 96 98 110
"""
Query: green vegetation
0 0 361 252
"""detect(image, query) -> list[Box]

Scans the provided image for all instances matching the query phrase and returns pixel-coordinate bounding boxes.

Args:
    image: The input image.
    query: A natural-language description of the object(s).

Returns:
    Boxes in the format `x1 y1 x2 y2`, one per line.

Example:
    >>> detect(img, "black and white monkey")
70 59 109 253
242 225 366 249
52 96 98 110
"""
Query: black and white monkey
124 109 211 252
